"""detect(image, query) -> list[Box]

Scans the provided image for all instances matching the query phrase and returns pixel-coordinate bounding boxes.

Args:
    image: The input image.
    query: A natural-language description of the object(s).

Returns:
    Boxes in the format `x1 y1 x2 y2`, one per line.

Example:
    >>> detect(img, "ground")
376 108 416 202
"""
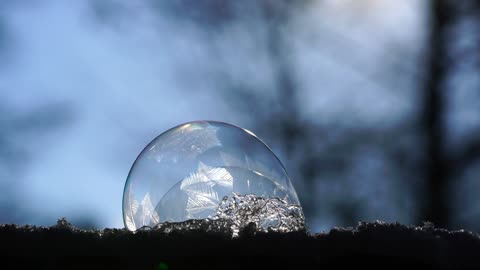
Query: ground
1 219 479 270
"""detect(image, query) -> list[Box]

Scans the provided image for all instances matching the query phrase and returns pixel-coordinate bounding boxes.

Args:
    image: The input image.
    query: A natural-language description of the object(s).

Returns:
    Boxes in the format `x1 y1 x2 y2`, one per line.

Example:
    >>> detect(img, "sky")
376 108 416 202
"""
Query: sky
0 0 430 231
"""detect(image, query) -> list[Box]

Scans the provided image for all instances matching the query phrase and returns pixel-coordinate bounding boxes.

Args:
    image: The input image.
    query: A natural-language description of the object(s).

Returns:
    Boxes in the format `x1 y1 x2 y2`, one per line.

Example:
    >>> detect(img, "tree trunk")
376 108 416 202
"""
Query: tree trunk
422 0 451 228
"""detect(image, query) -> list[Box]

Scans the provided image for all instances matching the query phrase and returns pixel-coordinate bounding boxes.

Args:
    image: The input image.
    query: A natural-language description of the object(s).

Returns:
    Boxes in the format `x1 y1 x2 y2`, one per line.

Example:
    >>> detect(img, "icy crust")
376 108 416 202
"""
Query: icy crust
138 194 305 237
213 193 305 237
148 218 235 235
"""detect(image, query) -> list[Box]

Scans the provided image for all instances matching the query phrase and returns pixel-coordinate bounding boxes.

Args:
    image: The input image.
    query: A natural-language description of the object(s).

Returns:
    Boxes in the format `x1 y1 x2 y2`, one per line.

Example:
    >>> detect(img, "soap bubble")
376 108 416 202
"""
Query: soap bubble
123 121 302 231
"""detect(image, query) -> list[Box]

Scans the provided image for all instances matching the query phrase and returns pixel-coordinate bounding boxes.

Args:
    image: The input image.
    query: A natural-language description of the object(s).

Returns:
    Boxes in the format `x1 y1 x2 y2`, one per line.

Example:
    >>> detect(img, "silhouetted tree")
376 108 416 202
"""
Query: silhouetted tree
422 0 480 228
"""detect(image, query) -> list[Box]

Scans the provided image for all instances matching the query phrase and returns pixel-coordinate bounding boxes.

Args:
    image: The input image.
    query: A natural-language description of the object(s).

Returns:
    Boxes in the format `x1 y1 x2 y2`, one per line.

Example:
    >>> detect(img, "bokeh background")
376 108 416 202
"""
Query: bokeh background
1 0 479 233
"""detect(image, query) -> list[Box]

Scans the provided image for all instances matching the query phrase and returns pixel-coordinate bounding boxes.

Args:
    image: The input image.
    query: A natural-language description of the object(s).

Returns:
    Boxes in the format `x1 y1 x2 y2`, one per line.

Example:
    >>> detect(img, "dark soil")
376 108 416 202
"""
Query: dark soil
1 219 479 270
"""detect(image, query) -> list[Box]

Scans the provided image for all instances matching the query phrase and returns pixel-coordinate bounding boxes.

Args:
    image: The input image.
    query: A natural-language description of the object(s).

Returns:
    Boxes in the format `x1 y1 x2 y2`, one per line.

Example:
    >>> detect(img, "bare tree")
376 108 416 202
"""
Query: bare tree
421 0 452 228
422 0 480 228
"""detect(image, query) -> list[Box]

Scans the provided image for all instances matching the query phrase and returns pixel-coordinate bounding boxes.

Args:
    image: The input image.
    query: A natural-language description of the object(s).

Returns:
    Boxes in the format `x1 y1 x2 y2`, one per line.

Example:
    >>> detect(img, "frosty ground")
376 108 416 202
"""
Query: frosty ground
1 218 479 270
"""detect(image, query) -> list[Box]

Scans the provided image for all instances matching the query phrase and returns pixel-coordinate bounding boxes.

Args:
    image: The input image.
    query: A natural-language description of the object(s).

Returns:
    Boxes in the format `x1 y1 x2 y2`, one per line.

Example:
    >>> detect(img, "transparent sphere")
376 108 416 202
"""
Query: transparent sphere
123 121 301 231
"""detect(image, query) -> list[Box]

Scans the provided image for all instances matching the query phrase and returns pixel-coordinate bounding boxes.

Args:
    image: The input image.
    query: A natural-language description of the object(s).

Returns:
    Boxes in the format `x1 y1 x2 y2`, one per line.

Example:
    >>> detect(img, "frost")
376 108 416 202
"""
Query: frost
137 194 305 237
150 218 235 235
212 193 305 237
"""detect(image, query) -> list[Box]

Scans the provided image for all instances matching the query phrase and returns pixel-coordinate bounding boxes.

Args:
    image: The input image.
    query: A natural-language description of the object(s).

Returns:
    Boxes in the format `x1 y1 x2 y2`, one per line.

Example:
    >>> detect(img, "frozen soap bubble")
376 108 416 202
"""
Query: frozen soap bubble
123 121 304 233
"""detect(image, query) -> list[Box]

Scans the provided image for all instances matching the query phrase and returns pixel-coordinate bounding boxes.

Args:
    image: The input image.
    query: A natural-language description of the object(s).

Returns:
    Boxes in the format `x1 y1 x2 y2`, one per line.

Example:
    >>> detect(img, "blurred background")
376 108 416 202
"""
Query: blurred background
0 0 479 233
